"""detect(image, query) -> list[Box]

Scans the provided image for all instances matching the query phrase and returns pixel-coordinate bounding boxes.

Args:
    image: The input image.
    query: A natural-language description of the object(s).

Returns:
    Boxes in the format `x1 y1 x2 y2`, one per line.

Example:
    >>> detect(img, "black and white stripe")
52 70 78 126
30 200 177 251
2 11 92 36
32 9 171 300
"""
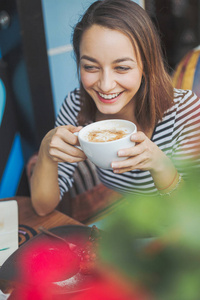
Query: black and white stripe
55 88 81 127
56 88 200 198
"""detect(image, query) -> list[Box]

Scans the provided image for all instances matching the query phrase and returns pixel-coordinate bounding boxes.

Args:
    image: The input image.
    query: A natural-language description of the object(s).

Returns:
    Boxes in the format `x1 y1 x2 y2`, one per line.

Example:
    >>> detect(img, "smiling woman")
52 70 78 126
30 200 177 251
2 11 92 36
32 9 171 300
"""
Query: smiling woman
73 1 173 131
79 25 143 119
30 0 200 218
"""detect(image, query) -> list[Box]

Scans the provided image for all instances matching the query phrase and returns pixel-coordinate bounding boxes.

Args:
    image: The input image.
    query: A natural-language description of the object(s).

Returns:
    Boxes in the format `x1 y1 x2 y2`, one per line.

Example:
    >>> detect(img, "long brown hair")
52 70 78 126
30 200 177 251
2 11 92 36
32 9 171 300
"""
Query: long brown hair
72 0 174 130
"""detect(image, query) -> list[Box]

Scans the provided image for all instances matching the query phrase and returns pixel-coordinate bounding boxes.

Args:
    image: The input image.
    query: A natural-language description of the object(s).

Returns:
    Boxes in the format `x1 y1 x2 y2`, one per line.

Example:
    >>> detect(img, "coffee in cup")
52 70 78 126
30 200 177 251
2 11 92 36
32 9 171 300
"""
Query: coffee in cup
78 119 137 169
84 128 130 143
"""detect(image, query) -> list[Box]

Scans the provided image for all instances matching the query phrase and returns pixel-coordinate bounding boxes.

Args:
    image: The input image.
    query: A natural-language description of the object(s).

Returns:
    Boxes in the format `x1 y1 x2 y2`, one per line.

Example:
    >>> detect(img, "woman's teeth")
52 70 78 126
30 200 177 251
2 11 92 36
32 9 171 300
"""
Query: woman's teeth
98 92 121 100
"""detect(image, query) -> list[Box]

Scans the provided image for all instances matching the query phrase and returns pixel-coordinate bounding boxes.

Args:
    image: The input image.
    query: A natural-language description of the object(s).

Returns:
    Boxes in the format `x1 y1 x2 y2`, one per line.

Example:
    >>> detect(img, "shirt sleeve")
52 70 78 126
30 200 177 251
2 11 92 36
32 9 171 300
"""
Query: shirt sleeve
171 90 200 178
55 88 81 199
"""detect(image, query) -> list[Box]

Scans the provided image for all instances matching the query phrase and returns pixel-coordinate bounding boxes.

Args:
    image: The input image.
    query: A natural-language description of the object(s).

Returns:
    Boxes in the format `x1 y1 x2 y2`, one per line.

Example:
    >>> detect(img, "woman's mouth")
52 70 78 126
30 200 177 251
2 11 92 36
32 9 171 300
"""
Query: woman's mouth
96 91 123 103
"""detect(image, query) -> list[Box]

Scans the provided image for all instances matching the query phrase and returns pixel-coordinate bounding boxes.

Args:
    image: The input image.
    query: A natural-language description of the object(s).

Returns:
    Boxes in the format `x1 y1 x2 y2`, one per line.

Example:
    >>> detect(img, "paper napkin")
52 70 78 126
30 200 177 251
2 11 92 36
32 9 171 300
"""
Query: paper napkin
0 200 18 266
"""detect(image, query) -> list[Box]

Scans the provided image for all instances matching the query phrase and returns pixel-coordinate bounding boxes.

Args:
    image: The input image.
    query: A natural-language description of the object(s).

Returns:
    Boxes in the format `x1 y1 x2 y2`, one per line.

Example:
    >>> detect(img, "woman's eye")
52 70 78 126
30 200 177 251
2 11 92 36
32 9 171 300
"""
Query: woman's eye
83 65 98 71
115 66 131 72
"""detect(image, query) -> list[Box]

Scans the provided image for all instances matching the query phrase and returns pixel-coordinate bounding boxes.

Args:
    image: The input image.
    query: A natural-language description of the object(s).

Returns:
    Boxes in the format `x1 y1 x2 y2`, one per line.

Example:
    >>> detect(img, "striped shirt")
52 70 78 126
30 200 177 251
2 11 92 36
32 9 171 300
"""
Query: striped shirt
55 88 200 198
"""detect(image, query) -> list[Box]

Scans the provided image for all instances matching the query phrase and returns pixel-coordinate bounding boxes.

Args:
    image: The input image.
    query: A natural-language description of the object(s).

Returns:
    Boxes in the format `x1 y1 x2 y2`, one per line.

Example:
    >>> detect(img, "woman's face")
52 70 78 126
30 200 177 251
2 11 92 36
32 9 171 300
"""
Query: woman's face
80 25 143 117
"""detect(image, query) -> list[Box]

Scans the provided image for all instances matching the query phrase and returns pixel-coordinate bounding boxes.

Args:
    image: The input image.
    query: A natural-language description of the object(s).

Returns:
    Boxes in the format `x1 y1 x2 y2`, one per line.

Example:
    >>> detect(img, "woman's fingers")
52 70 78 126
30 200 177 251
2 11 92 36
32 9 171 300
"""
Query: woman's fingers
44 125 86 163
49 148 86 163
131 131 146 143
51 125 82 146
49 140 86 161
117 131 147 158
112 131 159 172
112 154 149 172
118 141 146 158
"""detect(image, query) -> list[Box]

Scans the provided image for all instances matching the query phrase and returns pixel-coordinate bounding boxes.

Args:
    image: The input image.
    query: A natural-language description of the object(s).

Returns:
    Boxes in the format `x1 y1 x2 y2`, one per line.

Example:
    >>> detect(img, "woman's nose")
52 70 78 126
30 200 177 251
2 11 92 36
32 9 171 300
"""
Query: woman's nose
97 70 116 92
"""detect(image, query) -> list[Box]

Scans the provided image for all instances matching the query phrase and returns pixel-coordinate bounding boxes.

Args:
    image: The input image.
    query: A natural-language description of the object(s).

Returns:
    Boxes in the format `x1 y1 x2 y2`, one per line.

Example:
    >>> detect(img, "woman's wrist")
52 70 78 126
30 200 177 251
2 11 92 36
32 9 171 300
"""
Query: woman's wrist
150 156 182 195
156 169 178 191
158 173 183 196
151 165 183 196
39 132 57 164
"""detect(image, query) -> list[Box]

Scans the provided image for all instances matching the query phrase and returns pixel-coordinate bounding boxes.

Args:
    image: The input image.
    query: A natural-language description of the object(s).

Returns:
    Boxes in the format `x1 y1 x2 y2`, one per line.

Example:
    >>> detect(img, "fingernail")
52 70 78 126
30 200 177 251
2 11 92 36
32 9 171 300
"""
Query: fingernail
111 162 118 168
118 150 125 156
131 133 137 140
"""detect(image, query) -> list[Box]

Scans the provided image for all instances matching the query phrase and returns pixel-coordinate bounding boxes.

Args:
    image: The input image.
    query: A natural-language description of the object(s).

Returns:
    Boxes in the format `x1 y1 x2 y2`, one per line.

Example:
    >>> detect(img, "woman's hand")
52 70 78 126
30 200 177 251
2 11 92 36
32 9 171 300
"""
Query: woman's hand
41 124 87 163
31 124 87 216
111 131 171 175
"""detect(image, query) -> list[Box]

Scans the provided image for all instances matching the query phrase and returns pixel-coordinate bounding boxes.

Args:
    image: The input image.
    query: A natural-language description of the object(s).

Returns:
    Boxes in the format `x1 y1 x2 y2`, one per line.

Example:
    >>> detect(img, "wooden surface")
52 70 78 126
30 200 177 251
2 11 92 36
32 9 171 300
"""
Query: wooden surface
0 184 122 234
19 196 82 230
0 196 82 233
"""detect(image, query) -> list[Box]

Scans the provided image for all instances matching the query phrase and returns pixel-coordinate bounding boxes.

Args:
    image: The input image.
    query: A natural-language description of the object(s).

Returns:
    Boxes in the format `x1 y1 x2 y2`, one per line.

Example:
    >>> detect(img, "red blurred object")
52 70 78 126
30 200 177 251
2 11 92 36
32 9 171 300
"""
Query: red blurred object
8 228 151 300
8 284 52 300
17 239 80 284
8 270 151 300
69 273 150 300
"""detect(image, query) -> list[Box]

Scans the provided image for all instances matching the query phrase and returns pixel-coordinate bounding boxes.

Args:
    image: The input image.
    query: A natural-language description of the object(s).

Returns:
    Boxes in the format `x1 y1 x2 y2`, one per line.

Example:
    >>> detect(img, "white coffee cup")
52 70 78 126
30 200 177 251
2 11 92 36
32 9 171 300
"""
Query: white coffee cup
77 119 137 169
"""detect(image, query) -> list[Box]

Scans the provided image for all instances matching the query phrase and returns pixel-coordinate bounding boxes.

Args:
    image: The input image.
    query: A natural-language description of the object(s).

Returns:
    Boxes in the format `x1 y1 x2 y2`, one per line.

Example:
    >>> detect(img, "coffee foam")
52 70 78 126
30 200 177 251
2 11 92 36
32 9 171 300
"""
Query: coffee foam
83 127 131 143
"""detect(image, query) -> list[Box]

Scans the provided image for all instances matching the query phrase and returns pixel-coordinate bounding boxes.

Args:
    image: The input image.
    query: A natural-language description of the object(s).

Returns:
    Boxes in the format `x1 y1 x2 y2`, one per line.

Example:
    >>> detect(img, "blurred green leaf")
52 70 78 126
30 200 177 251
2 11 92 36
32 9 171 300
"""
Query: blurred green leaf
100 166 200 299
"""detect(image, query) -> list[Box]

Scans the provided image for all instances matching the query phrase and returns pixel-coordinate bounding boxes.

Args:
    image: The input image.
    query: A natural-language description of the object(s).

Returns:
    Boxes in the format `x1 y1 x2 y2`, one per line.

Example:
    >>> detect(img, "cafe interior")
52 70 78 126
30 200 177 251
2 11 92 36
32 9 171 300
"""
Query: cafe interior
0 0 200 299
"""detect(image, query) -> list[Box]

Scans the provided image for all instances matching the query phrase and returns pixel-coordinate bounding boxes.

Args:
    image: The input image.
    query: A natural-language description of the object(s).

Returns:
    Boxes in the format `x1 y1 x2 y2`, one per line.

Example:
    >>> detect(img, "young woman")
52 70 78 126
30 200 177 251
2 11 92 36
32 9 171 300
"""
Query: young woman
31 0 200 216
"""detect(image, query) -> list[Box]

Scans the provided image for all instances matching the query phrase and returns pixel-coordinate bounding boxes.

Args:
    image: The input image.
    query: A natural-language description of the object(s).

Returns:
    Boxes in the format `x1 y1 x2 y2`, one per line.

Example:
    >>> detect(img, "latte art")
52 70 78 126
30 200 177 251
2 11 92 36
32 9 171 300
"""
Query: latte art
85 129 129 142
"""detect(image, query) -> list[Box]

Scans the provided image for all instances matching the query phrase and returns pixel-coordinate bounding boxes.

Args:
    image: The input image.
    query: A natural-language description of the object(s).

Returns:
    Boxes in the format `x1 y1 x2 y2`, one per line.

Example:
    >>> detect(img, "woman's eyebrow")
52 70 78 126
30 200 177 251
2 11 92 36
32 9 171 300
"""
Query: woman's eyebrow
80 55 136 64
80 55 98 62
113 57 136 63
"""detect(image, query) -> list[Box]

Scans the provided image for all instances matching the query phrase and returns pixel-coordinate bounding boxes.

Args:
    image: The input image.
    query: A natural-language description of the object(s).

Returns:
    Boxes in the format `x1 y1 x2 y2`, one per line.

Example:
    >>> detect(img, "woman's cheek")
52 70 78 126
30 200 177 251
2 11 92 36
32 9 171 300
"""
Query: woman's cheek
81 71 98 89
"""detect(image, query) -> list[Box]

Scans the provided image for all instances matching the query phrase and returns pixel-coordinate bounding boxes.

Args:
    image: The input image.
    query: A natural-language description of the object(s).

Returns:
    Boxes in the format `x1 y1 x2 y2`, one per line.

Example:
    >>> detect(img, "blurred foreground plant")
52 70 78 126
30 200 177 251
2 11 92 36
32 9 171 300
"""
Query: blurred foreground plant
100 167 200 300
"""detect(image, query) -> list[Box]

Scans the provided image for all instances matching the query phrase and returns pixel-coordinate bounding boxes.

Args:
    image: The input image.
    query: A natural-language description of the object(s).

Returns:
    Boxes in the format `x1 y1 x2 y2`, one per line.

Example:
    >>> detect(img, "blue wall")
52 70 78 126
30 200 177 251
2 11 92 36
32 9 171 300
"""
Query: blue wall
41 0 93 115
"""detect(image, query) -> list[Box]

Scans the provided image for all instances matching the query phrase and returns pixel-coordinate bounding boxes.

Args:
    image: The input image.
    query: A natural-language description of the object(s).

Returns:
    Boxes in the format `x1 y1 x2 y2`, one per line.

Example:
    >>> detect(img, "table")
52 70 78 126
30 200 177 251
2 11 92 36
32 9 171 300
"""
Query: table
0 196 83 295
8 196 81 228
0 196 83 247
0 186 122 296
15 196 82 230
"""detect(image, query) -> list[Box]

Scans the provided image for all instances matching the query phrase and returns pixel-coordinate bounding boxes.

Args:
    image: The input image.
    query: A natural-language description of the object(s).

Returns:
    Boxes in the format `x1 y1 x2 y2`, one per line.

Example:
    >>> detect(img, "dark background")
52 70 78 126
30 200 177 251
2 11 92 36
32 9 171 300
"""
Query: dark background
145 0 200 72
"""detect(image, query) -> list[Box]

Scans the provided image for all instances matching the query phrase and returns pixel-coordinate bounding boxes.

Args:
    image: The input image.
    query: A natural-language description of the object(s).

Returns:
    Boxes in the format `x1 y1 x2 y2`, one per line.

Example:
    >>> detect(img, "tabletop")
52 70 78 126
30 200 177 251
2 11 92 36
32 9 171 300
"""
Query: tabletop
0 186 122 295
0 196 83 295
0 196 83 245
17 196 82 230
